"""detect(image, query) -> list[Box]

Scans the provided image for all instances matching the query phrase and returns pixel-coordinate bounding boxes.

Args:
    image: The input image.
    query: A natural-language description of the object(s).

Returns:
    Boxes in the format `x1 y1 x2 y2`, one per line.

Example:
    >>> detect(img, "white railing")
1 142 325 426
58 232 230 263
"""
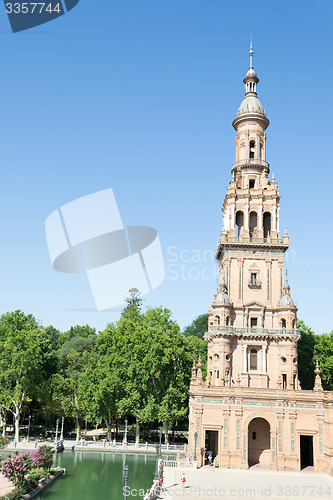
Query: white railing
207 325 300 338
231 158 270 170
163 458 193 468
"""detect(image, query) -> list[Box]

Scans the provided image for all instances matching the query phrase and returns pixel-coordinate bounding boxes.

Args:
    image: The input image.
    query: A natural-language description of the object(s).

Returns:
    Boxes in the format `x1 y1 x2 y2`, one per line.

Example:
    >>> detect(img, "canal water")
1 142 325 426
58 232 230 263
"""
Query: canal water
36 451 157 499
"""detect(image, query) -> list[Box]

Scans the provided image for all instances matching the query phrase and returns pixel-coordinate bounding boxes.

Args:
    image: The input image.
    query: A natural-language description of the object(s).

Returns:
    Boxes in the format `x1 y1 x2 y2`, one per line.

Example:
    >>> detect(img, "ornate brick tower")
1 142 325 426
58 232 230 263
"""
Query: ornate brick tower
207 41 299 391
188 44 333 474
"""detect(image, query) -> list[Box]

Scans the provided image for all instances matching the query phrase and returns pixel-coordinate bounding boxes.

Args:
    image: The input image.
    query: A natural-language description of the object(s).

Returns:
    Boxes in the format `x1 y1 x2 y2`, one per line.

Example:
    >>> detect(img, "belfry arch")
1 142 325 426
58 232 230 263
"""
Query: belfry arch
249 211 257 238
236 211 244 238
263 212 271 238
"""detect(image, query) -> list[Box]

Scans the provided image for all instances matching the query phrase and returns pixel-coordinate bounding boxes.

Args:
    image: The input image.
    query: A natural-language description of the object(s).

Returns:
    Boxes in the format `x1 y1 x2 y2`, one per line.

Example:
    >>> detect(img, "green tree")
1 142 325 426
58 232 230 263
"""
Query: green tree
183 314 208 338
51 334 97 441
297 320 316 390
60 325 96 345
0 311 51 441
314 331 333 390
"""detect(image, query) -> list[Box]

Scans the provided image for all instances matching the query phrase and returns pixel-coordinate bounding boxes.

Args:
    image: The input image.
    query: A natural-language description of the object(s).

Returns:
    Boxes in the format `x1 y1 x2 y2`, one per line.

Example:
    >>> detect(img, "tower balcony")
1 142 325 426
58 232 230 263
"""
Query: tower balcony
248 279 261 289
231 158 270 171
206 325 300 341
216 234 290 260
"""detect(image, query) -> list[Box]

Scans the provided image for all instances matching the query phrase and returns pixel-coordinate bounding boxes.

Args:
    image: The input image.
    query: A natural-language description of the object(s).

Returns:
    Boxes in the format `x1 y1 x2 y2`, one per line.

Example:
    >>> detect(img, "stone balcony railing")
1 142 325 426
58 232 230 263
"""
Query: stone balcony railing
221 235 285 244
248 279 262 289
206 325 300 339
231 158 270 170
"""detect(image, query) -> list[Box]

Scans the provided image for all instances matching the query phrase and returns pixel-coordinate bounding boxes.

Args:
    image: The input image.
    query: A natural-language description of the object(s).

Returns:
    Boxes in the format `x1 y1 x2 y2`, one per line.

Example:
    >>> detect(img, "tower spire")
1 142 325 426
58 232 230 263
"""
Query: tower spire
249 35 253 69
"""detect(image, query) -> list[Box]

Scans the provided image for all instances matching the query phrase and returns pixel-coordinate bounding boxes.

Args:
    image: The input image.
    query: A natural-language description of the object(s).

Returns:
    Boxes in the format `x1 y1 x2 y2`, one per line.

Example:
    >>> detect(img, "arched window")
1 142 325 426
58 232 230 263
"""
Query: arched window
292 320 295 329
281 318 286 329
249 140 256 159
215 315 220 326
249 211 257 238
250 349 257 370
226 316 229 326
236 211 244 238
263 212 271 238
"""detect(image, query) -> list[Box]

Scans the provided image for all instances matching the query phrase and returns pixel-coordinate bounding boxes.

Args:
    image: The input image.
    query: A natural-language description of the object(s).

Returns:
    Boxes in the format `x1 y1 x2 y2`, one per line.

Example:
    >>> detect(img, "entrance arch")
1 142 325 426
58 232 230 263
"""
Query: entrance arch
248 417 271 467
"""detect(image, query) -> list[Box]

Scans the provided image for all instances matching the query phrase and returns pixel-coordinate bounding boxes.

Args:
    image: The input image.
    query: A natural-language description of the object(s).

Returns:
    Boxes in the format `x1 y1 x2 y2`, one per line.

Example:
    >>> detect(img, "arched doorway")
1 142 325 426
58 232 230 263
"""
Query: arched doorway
248 418 271 467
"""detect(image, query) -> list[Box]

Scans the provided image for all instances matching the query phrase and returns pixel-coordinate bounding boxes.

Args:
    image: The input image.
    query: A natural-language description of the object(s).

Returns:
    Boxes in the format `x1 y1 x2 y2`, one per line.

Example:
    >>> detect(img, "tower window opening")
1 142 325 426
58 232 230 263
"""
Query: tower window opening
282 374 287 389
236 211 244 238
249 179 255 189
249 211 258 238
250 349 257 370
281 318 286 329
252 432 256 440
215 315 220 325
263 212 271 238
293 374 296 389
250 318 258 328
226 316 230 326
250 273 258 285
249 140 256 159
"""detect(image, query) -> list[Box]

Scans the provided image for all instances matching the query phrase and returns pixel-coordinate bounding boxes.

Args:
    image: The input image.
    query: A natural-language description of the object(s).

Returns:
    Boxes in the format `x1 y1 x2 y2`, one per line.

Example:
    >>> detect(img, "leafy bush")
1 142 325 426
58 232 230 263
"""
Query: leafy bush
31 445 53 471
1 446 53 488
0 485 25 500
1 452 32 486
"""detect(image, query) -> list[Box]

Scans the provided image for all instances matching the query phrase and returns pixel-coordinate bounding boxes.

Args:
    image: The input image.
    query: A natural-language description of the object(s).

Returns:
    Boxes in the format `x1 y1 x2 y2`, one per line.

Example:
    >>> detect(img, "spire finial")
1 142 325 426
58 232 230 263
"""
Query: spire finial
249 35 253 69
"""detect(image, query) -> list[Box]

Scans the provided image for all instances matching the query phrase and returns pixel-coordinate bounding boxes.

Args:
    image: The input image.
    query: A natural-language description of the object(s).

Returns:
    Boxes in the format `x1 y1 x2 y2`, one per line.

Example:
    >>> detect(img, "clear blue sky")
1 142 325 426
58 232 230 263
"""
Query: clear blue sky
0 0 332 335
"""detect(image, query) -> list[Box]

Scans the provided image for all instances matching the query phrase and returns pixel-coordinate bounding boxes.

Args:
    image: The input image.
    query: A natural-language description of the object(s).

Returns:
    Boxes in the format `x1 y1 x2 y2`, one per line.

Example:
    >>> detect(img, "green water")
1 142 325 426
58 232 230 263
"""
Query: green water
35 451 157 500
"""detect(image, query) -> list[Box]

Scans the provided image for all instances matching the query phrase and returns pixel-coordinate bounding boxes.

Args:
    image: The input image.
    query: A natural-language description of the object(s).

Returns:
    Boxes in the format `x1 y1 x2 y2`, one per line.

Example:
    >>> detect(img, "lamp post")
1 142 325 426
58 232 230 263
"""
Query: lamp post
55 419 59 442
194 431 198 461
55 418 59 451
124 419 128 447
154 444 159 480
158 430 162 459
123 465 130 500
27 415 31 441
60 417 65 441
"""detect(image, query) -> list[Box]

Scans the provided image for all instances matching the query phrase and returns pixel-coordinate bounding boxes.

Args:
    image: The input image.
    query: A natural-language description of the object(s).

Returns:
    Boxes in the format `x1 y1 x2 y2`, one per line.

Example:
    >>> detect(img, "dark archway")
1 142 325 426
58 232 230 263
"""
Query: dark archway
249 211 257 238
236 211 244 238
263 212 271 238
248 418 271 467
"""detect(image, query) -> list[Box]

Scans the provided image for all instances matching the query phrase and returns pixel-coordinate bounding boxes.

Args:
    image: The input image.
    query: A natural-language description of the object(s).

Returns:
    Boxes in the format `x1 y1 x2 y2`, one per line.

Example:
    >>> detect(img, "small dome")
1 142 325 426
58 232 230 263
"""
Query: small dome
238 95 264 115
280 295 295 306
215 292 230 303
245 68 257 78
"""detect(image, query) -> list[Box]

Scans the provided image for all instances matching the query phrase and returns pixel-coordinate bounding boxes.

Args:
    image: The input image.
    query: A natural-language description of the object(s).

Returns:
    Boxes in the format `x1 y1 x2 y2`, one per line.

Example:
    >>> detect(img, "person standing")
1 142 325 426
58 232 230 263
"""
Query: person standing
181 473 186 485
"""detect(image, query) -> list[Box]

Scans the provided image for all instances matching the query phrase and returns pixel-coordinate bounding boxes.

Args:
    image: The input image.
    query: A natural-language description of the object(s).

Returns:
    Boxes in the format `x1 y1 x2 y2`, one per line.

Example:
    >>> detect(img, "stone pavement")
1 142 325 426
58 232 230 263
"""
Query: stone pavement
0 474 14 496
160 466 333 500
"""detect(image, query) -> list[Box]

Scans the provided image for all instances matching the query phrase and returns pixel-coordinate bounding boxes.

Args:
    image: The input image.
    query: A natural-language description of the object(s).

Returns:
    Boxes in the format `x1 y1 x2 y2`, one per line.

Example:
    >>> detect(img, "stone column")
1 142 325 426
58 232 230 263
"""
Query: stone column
244 204 249 230
262 345 267 374
258 205 263 231
230 204 235 230
243 345 248 372
272 206 277 232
